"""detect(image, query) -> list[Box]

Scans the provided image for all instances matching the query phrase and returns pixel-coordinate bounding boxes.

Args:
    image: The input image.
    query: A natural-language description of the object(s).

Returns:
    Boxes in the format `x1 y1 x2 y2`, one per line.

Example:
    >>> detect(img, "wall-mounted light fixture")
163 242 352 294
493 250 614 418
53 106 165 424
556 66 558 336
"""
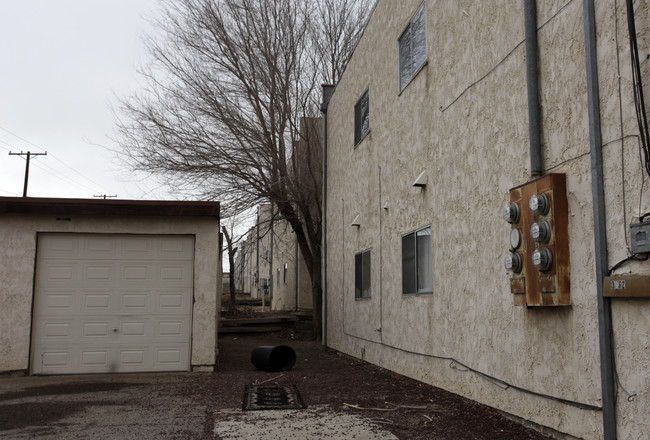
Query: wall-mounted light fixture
351 214 361 227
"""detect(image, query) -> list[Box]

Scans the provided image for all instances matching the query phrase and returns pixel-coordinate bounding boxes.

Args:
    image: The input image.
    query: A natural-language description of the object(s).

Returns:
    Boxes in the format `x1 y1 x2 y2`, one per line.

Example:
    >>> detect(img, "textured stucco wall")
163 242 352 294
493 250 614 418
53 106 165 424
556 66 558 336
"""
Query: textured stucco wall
270 220 313 311
325 0 650 438
0 214 220 373
236 205 313 311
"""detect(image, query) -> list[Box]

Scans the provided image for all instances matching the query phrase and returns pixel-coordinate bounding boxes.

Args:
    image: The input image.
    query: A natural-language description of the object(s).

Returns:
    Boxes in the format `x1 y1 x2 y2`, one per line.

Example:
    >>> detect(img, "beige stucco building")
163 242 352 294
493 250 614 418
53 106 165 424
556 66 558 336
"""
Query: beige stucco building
0 197 221 375
234 204 312 311
323 1 650 439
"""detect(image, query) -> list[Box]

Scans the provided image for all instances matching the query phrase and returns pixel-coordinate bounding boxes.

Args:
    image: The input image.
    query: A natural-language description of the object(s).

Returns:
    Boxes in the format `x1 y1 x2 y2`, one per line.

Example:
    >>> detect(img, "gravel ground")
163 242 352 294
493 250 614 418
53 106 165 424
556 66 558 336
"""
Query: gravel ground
214 330 553 440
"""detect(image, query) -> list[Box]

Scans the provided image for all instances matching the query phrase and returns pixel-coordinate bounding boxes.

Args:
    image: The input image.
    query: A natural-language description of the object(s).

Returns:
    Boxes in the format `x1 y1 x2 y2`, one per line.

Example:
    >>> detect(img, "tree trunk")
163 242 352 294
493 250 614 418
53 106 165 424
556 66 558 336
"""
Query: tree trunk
222 226 237 311
228 248 237 310
310 248 323 340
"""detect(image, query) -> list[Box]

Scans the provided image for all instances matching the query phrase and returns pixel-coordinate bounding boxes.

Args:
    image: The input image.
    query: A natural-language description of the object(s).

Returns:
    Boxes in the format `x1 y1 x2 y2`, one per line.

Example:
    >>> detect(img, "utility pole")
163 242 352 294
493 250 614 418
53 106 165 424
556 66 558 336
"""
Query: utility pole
8 151 47 197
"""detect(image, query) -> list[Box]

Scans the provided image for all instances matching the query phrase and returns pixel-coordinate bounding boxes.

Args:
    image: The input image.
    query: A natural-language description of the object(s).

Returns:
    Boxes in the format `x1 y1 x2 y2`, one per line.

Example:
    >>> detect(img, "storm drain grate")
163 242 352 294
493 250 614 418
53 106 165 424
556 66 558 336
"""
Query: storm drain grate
242 385 306 411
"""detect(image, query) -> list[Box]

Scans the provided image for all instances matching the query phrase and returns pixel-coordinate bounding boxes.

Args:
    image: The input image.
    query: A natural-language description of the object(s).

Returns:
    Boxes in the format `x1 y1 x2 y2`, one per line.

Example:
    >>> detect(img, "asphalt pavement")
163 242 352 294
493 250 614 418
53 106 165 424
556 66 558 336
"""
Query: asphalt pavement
0 372 397 439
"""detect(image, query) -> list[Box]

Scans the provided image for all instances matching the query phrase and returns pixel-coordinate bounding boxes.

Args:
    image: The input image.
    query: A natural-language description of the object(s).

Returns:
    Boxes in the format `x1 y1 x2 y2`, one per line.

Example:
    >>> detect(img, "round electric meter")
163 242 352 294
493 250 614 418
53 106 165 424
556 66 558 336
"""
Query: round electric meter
532 248 553 272
530 220 551 243
510 228 522 249
529 193 549 215
502 203 521 224
504 253 523 273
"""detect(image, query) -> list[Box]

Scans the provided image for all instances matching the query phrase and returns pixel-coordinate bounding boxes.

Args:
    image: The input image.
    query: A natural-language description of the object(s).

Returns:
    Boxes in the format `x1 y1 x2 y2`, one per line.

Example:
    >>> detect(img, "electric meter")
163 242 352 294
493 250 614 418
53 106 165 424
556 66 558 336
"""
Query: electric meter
510 228 522 249
504 253 523 273
503 203 521 224
532 248 553 272
530 220 551 243
529 193 549 215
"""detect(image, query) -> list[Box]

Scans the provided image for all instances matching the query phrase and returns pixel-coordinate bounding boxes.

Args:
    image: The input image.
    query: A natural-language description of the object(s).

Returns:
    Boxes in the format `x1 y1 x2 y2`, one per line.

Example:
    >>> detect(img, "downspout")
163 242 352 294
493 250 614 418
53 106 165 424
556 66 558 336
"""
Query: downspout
524 0 543 176
256 206 260 301
295 235 299 311
269 202 274 309
321 84 335 347
583 0 616 438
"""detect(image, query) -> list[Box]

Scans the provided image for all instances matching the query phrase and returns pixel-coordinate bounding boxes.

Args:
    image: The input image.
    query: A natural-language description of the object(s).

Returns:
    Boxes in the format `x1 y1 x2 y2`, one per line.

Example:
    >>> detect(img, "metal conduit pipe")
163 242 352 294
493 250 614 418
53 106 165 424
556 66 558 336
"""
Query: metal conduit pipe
582 0 616 438
524 0 543 176
320 84 335 347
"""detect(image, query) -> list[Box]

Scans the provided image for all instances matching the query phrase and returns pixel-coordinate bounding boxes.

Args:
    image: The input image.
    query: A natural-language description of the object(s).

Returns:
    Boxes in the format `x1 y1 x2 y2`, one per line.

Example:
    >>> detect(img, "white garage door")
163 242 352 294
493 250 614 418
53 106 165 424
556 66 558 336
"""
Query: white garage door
31 233 194 375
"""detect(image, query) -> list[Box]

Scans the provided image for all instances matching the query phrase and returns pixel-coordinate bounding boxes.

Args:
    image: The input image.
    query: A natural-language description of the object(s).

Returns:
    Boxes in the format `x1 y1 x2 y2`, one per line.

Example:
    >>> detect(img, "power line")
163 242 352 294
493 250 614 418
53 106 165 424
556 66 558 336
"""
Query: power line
0 125 46 152
0 125 119 196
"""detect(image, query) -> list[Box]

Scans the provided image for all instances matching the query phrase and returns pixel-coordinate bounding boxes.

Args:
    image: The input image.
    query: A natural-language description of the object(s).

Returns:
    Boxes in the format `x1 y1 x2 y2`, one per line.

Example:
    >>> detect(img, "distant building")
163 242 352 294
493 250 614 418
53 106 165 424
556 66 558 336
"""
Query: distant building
234 203 312 311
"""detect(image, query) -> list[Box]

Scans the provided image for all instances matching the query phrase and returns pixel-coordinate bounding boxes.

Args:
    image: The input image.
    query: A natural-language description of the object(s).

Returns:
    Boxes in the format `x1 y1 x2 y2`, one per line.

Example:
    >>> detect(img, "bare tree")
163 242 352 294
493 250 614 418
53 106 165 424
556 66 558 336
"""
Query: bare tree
115 0 371 340
221 215 248 311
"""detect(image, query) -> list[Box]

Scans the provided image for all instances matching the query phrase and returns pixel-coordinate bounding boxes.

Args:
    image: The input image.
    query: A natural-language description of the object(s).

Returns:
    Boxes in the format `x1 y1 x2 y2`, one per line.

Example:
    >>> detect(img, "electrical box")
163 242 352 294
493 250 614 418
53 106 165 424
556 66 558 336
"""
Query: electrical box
630 220 650 254
504 174 570 306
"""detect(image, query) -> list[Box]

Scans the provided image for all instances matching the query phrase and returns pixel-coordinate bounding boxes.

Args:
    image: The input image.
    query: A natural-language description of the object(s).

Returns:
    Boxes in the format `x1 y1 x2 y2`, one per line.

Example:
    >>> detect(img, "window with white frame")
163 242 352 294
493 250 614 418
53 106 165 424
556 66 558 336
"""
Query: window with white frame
354 87 370 145
355 249 371 299
402 226 433 295
398 1 427 92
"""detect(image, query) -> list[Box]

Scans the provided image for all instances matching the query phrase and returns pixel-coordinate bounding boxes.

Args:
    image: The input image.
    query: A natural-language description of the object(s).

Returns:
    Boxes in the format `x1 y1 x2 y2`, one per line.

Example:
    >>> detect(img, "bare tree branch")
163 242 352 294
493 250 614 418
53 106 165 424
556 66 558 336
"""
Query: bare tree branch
114 0 371 339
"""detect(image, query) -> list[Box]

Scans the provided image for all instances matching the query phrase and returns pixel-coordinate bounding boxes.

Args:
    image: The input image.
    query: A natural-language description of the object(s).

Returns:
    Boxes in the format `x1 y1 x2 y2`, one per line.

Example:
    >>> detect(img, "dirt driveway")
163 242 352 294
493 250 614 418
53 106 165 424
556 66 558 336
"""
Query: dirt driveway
0 332 552 439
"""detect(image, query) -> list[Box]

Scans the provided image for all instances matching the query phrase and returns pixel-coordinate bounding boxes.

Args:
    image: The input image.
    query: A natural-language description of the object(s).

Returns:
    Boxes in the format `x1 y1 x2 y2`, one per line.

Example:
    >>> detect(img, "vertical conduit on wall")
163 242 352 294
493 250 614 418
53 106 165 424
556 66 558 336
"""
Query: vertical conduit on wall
582 0 616 438
524 0 543 177
321 84 335 347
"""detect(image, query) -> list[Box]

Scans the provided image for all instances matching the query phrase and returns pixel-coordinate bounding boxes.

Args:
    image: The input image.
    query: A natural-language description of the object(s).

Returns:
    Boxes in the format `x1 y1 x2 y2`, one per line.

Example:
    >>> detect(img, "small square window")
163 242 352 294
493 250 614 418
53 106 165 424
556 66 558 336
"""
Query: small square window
354 87 370 145
402 226 433 295
399 2 427 92
355 249 371 299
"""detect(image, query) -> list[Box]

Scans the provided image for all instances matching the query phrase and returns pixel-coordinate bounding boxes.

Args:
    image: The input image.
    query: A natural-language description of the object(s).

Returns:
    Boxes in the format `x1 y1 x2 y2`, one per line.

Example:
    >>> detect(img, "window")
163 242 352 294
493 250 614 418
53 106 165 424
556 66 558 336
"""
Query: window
355 249 371 299
398 2 427 92
354 87 370 145
402 226 432 295
283 263 288 284
277 268 280 287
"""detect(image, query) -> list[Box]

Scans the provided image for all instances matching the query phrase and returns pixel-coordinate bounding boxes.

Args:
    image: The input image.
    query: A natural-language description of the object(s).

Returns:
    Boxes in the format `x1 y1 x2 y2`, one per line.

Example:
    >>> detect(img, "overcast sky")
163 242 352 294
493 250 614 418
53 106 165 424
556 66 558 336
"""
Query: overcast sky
0 0 176 200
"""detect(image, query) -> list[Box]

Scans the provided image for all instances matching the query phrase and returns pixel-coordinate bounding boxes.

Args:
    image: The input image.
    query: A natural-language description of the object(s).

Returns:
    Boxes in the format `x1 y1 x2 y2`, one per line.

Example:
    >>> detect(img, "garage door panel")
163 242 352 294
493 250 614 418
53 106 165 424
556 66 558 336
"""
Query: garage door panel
157 289 192 314
85 236 118 257
81 350 110 368
38 236 79 258
41 349 72 369
121 264 150 282
84 291 114 313
40 289 79 314
157 261 193 286
85 264 115 282
32 234 194 375
160 237 194 260
155 317 190 340
153 345 189 370
38 262 82 287
120 291 151 311
42 321 75 339
82 320 113 338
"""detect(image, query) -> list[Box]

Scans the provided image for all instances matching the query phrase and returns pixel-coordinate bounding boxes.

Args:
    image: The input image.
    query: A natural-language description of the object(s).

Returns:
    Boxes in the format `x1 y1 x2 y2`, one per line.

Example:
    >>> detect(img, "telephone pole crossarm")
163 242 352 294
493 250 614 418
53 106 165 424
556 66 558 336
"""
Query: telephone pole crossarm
8 151 48 197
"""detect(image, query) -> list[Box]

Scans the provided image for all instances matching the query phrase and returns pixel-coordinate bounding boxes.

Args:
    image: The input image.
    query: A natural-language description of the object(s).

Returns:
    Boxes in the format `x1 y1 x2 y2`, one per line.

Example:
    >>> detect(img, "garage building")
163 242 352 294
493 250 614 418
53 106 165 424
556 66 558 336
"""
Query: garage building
0 197 221 375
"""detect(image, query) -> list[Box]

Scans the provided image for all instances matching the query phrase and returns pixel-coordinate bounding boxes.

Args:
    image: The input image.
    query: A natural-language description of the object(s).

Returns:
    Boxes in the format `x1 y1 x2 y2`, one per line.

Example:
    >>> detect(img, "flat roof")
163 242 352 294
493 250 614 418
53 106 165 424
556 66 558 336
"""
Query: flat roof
0 197 220 218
